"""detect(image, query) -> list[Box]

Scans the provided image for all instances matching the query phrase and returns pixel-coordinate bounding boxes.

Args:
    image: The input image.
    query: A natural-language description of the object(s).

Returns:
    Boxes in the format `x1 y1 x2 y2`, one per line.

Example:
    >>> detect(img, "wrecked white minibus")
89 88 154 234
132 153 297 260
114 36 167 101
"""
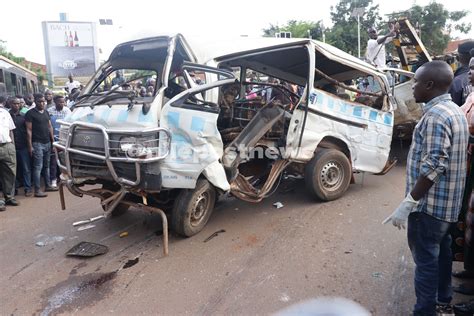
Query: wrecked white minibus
54 34 411 243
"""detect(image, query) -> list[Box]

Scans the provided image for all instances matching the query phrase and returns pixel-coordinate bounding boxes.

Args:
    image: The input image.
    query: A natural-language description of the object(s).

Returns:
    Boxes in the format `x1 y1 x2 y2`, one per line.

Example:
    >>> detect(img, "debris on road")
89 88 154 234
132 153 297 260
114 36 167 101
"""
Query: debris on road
203 229 226 243
66 241 109 257
122 257 139 269
77 224 96 231
344 250 353 254
273 202 284 209
371 272 383 278
72 215 106 227
34 234 65 247
119 231 129 238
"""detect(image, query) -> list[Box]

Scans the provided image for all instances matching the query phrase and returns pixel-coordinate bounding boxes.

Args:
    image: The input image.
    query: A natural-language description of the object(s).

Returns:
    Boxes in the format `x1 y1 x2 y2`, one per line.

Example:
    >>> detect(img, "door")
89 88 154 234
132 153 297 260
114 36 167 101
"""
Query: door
159 64 236 190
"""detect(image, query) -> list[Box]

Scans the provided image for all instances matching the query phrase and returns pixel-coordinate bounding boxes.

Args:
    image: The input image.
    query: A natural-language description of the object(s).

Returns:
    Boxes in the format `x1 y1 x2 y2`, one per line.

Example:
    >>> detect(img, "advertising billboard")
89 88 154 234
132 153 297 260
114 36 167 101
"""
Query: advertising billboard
42 21 99 85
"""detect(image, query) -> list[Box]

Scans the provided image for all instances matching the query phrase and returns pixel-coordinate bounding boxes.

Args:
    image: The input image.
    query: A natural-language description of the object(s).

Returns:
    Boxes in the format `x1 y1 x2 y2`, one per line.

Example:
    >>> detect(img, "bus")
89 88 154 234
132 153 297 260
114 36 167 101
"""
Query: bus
0 55 39 97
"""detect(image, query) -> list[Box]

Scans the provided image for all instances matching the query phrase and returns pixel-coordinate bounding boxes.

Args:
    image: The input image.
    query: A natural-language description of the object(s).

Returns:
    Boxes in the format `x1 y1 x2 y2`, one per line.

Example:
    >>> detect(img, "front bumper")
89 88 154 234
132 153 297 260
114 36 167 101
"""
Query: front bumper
53 121 171 188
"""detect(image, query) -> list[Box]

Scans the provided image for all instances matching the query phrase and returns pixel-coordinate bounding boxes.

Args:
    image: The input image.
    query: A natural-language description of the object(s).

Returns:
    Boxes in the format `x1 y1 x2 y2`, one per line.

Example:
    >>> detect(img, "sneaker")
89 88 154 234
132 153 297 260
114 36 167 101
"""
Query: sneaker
45 186 59 192
5 198 19 206
34 191 48 198
51 180 57 188
25 191 33 197
0 201 5 212
436 304 454 316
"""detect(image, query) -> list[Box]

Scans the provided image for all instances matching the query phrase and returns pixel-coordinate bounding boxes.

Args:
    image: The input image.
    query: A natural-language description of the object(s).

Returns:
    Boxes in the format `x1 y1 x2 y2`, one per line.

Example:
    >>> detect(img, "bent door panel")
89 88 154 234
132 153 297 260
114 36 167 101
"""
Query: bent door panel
301 89 393 173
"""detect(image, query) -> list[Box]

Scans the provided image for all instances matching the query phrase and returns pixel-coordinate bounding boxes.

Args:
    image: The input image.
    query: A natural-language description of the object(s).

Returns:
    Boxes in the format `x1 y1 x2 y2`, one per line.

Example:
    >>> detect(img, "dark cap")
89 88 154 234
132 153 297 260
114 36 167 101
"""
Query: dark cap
459 40 474 54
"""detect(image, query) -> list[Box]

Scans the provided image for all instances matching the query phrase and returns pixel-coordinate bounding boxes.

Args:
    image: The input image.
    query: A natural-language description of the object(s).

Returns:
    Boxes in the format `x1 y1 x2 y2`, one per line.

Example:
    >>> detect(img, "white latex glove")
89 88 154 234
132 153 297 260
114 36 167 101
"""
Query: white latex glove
382 193 419 229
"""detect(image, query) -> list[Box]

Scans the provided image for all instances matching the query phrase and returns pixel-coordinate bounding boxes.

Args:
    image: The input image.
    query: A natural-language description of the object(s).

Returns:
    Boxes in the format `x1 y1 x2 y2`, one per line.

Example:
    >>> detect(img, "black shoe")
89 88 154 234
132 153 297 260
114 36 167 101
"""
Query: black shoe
34 191 48 198
454 300 474 316
452 270 474 279
453 283 474 295
5 198 19 206
45 186 58 192
436 304 454 316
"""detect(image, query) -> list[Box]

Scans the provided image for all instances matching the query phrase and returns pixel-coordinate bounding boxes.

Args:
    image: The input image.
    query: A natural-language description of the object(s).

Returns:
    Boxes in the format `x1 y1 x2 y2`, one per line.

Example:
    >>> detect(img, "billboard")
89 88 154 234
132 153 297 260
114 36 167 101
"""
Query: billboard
42 21 99 85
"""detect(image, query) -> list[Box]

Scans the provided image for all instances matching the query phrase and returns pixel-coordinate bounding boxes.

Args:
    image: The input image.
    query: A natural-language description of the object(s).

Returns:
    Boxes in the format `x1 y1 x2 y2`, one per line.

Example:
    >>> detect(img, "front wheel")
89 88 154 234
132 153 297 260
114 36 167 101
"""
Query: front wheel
305 149 351 201
171 179 216 237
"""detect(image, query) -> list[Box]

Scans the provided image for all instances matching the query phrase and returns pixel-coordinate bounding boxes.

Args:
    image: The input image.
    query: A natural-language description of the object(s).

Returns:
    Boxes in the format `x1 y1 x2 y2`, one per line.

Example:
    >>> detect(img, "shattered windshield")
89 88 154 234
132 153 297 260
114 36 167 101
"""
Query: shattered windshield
75 68 158 106
94 69 157 96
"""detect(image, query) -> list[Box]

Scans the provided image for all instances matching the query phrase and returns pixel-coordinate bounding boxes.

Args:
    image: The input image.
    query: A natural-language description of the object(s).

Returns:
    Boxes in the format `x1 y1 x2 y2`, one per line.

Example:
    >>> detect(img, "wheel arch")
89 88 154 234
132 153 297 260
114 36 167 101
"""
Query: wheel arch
315 136 351 162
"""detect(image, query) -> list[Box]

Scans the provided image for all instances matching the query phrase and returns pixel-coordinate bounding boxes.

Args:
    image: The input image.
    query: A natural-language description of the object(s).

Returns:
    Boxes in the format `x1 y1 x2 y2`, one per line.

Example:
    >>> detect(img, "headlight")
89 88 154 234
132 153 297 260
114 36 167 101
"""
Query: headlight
119 136 158 158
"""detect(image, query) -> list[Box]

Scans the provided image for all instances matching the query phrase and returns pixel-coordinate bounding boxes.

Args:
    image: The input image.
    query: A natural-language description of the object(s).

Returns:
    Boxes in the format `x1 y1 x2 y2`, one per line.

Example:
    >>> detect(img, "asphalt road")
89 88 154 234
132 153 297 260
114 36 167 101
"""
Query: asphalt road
1 145 467 315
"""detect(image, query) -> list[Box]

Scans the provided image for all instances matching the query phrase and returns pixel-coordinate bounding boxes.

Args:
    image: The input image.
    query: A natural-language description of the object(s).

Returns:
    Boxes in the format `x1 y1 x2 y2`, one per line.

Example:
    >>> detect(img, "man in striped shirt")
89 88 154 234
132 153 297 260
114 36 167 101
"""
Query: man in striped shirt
384 61 469 315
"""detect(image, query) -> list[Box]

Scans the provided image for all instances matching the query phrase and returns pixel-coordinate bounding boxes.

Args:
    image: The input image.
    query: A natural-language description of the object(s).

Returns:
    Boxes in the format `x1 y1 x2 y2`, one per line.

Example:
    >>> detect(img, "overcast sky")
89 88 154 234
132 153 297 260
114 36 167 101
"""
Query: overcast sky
1 0 472 64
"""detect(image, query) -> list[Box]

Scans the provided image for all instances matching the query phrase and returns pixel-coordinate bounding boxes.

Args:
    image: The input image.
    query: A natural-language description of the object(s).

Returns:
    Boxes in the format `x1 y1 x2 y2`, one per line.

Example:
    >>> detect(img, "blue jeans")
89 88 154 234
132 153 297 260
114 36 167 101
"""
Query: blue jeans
16 148 32 193
408 212 454 316
32 142 51 192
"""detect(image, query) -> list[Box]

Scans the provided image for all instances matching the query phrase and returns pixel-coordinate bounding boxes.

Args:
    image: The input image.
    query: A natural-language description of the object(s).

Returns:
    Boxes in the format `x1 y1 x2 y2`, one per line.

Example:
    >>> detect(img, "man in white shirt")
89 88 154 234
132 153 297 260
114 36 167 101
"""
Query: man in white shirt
0 106 19 211
65 74 81 95
366 23 399 68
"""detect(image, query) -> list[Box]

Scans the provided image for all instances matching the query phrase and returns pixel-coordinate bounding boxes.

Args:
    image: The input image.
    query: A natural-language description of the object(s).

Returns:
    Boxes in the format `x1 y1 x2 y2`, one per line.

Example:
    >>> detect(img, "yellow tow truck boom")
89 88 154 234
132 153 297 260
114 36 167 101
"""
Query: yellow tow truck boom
392 18 432 70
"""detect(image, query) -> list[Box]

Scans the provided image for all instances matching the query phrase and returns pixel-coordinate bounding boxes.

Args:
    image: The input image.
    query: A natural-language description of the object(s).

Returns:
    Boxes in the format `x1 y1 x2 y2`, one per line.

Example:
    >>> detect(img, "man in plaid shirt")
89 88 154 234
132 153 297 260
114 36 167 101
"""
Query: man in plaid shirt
47 95 71 188
384 61 469 315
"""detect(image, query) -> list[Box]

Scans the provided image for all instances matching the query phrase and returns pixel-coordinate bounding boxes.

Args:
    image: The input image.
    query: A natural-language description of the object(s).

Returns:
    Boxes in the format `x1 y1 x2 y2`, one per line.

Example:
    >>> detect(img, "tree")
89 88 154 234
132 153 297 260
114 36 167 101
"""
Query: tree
0 40 25 64
325 0 382 56
387 2 471 55
263 20 324 40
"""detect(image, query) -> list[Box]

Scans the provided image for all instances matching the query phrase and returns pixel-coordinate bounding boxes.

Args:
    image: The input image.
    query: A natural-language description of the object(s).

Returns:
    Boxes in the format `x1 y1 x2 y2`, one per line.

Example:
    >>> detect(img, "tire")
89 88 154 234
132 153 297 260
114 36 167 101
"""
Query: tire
101 184 130 217
305 149 351 201
171 179 216 237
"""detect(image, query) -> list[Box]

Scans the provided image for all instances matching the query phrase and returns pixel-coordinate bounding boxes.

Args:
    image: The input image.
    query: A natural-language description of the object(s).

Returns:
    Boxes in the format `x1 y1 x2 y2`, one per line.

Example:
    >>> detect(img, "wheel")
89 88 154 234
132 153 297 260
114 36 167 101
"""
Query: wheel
101 184 130 217
305 149 351 201
171 179 216 237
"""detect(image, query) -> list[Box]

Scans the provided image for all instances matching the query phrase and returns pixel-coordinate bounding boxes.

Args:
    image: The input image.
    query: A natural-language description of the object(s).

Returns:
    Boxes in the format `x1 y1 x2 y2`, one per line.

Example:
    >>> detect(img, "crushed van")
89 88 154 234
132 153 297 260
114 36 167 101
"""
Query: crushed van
54 34 417 243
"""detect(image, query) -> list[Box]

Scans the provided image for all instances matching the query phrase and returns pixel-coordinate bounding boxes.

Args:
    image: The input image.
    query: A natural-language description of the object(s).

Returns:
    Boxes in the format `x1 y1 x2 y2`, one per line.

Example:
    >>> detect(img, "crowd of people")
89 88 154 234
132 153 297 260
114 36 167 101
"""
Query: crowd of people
0 90 71 211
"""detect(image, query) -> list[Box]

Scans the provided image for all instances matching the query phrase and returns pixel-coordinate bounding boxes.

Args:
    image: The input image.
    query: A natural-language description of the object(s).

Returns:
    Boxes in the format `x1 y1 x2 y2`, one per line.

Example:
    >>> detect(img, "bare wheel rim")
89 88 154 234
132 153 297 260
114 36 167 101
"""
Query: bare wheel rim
190 191 211 227
319 160 344 192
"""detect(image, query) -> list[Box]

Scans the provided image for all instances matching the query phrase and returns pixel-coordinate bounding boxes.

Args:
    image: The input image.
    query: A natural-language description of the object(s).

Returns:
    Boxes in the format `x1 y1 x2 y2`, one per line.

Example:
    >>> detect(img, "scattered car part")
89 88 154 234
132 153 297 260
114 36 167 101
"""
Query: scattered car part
66 242 109 257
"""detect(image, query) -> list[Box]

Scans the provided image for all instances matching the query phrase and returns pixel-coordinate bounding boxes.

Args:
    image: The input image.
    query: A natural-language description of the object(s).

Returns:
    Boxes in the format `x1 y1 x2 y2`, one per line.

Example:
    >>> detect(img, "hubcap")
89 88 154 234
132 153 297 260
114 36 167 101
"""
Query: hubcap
190 191 210 227
320 161 344 191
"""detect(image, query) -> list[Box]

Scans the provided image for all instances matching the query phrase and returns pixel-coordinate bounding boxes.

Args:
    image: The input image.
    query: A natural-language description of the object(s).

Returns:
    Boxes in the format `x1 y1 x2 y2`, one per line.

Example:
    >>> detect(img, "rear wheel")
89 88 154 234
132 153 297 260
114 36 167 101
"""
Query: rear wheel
305 149 351 201
171 179 216 237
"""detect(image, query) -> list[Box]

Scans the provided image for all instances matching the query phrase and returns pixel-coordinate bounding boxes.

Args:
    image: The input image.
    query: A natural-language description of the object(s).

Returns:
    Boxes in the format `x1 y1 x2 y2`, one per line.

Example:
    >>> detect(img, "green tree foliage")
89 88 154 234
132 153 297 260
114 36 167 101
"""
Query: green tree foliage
325 0 382 55
387 2 471 55
263 20 324 40
0 40 25 64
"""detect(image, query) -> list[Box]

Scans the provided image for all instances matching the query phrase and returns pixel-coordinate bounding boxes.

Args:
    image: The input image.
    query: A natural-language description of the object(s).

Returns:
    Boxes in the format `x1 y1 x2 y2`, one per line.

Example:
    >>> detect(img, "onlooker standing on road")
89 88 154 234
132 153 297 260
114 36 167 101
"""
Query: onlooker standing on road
24 93 35 110
44 90 54 109
47 95 71 188
383 61 469 315
9 97 32 196
65 74 81 95
25 93 56 197
0 96 6 108
450 40 474 106
0 103 19 211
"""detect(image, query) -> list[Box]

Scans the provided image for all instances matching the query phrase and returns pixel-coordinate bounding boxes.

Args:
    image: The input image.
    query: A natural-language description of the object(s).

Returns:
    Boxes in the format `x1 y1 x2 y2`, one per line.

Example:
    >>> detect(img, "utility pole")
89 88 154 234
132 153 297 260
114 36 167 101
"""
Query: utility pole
351 7 365 58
